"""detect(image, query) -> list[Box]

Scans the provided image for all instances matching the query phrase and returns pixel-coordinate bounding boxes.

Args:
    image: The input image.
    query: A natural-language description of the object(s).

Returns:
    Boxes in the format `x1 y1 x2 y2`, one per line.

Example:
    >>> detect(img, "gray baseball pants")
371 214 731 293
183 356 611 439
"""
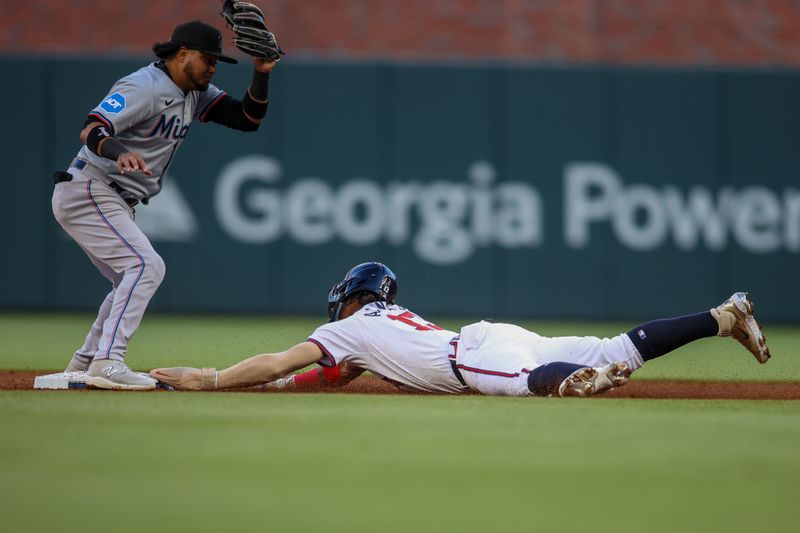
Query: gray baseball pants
52 168 165 363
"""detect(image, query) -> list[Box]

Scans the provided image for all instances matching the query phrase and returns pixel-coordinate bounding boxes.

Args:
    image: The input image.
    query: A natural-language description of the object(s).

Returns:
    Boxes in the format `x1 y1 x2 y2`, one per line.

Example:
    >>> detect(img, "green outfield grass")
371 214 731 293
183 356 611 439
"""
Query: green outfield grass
1 392 798 533
1 313 798 533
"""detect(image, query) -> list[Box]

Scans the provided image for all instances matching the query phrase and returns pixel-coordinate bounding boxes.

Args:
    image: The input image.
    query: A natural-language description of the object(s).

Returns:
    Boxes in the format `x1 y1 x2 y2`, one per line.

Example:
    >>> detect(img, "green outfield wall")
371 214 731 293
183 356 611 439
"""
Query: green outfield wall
3 57 799 320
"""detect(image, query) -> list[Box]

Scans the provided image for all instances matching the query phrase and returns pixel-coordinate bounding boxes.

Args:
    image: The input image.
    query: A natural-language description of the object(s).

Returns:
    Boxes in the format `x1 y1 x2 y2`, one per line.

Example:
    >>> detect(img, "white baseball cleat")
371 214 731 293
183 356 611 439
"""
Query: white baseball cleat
711 292 771 364
85 359 157 391
558 362 632 398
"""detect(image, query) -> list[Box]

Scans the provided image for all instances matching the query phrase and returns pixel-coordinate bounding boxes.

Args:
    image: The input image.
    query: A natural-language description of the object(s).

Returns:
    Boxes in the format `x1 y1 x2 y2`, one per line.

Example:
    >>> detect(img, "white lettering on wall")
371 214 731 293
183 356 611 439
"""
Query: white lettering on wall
214 155 283 243
213 157 799 263
564 162 797 255
214 158 542 265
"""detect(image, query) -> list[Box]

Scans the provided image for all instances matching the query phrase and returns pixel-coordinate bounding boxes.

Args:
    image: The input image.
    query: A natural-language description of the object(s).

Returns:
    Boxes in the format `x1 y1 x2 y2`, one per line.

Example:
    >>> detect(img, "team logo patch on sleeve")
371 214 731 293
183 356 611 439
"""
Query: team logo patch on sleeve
100 92 126 114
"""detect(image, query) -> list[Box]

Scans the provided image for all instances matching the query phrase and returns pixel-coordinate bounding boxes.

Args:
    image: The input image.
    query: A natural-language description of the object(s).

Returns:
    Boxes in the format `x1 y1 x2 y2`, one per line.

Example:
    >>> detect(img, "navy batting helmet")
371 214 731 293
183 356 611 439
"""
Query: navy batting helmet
327 262 398 322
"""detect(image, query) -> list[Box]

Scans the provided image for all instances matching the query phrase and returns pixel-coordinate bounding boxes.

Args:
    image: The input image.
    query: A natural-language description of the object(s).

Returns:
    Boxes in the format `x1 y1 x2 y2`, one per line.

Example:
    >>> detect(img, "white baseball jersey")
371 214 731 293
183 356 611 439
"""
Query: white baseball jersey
77 63 226 199
309 307 644 397
308 302 467 394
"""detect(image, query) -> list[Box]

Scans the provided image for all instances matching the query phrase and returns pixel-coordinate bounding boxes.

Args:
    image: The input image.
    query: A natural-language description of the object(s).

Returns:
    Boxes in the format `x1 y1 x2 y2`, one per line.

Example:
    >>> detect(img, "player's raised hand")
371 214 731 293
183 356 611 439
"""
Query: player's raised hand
117 152 153 176
253 57 277 73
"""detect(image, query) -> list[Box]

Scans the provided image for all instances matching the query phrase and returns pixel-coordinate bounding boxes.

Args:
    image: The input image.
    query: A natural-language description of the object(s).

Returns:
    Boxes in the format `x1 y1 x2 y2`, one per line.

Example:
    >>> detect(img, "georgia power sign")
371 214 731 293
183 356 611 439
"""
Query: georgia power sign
138 154 800 265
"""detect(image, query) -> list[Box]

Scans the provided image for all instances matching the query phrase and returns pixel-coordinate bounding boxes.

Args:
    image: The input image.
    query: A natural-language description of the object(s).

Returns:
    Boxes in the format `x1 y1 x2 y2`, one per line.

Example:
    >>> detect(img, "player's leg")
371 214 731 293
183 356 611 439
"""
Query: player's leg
65 289 115 372
455 320 678 398
83 184 164 389
622 292 769 365
53 176 163 389
625 310 719 364
528 293 770 396
56 181 118 373
90 232 165 364
64 249 125 372
454 322 631 397
527 314 713 394
531 307 735 371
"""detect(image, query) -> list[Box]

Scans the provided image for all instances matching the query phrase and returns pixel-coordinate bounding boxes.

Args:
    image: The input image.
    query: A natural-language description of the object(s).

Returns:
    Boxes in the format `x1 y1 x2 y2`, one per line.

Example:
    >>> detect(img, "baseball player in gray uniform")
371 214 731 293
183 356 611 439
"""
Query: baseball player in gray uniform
151 262 771 396
52 20 277 390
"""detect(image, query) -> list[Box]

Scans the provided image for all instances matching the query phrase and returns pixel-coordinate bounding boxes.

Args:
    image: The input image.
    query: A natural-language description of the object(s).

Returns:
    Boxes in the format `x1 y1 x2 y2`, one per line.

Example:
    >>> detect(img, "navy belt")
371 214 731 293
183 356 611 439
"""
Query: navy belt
107 181 140 208
450 361 467 387
448 336 467 387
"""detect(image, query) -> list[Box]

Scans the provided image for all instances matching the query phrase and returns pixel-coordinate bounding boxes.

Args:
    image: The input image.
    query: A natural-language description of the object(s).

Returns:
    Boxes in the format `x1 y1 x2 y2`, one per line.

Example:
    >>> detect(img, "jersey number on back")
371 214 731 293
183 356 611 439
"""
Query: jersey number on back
387 311 443 331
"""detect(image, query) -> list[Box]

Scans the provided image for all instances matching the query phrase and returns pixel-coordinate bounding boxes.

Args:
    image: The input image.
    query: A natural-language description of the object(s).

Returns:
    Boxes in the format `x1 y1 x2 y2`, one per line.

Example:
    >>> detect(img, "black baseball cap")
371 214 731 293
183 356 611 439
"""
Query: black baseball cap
169 20 237 64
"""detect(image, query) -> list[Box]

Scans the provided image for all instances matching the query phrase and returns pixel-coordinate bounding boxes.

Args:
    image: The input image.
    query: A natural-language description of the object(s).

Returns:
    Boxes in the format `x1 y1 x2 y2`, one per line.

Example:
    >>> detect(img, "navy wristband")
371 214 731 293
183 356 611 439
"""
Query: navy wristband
86 124 128 161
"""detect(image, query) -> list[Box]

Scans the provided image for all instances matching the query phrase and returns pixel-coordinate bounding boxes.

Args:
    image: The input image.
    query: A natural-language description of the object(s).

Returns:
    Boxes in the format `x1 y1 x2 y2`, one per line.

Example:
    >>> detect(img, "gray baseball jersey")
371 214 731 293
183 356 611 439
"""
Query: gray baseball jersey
78 63 226 199
53 59 244 371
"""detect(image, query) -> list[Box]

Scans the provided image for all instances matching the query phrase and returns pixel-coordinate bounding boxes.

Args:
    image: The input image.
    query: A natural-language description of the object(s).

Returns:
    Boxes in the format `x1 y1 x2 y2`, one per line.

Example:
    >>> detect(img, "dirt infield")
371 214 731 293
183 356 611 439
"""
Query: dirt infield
3 370 800 399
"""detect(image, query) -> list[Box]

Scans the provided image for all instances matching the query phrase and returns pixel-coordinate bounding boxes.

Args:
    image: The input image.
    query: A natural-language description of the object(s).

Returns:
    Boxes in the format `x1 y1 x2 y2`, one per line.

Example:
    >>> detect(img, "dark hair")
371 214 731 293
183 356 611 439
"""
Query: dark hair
347 291 382 307
152 41 181 60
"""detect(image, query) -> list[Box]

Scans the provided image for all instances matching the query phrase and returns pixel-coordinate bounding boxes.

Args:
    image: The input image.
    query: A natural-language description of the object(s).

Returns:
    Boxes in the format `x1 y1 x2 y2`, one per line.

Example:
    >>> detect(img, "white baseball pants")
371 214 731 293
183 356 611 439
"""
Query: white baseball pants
455 321 645 396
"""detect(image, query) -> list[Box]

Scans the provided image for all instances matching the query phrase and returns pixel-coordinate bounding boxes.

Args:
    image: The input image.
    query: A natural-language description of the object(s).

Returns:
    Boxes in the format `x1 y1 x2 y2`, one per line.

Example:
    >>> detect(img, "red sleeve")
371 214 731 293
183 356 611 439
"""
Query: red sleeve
293 365 344 388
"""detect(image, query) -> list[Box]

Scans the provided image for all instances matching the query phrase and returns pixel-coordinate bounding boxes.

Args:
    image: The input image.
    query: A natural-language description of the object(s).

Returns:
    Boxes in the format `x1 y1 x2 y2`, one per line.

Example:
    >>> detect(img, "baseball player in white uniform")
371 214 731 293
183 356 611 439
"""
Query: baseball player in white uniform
151 262 771 396
52 20 277 390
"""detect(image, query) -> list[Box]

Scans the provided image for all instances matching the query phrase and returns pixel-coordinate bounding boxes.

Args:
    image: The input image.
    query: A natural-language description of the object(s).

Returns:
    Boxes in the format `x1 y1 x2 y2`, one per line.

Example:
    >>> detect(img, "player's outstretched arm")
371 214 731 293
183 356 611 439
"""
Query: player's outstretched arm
150 341 323 391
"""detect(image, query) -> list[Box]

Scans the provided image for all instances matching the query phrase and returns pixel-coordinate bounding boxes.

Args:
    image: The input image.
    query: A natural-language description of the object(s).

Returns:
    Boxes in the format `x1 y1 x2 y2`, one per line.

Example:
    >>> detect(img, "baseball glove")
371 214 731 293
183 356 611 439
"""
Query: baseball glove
221 1 285 61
